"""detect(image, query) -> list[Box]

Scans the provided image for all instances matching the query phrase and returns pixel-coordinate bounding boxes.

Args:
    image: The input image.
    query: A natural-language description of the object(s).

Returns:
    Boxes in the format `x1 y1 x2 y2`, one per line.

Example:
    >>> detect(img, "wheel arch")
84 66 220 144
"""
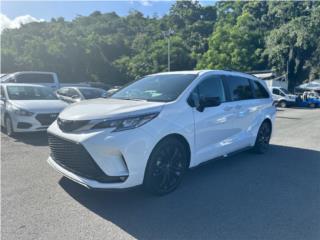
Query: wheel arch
151 133 192 168
262 117 273 134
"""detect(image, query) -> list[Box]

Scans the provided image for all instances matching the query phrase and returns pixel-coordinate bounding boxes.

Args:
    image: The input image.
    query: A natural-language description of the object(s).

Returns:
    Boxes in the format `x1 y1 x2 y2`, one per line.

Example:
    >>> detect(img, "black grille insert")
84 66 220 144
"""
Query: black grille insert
36 113 59 126
48 134 124 183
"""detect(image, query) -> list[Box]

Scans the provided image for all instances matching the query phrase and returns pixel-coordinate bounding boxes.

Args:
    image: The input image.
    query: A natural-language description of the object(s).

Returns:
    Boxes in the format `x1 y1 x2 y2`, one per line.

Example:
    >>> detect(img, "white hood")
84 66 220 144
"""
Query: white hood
59 98 166 121
10 100 68 113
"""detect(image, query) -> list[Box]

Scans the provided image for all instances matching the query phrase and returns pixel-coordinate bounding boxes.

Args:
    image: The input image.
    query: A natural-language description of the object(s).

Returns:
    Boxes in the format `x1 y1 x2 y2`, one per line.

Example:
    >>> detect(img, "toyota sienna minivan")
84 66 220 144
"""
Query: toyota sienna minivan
47 70 276 195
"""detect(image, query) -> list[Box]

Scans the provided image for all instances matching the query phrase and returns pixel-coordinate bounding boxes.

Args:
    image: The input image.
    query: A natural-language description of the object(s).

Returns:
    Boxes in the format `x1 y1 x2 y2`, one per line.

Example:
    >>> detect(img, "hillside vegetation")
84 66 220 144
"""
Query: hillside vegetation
1 1 319 90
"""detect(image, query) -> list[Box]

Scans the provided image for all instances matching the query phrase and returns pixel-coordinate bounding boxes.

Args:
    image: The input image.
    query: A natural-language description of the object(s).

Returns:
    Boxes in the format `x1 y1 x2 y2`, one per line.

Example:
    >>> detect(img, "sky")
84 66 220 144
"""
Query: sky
0 1 216 31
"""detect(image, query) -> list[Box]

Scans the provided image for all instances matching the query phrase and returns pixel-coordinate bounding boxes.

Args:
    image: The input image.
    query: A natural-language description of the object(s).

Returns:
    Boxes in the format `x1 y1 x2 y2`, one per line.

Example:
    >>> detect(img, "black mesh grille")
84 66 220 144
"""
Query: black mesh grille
48 134 123 183
36 113 59 126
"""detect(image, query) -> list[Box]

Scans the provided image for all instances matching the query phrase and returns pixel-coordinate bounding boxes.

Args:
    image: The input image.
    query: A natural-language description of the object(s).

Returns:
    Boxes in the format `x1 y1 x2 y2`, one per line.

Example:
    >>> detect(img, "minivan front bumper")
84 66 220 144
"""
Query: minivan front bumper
47 121 157 189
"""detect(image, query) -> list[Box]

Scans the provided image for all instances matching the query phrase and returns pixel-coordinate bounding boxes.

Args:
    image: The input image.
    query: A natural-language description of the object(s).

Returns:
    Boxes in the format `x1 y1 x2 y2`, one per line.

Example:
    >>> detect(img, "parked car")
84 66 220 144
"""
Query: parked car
296 91 320 108
269 86 297 108
0 83 68 136
56 87 108 103
106 86 121 96
47 70 276 195
0 71 60 90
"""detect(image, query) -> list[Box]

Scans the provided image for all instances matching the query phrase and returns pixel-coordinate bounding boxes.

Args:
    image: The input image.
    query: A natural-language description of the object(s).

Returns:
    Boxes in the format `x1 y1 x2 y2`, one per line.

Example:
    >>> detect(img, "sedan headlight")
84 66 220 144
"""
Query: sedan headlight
10 104 34 116
92 112 159 132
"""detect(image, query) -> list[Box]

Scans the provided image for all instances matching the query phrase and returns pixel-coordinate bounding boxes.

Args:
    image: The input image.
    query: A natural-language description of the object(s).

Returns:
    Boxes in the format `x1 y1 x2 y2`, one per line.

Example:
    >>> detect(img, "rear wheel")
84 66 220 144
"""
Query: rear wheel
309 103 316 108
4 115 15 137
278 100 287 108
143 137 188 195
254 121 271 154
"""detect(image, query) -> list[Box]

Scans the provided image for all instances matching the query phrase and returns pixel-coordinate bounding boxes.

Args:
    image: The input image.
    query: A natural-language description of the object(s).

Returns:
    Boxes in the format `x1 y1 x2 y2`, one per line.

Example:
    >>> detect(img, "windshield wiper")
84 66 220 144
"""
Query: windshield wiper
117 97 147 101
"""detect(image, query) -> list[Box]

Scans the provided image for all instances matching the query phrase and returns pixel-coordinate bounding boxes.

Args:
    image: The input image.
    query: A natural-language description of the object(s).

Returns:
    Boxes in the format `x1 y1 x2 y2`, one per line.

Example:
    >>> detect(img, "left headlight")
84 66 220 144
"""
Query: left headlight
91 112 159 132
10 105 34 116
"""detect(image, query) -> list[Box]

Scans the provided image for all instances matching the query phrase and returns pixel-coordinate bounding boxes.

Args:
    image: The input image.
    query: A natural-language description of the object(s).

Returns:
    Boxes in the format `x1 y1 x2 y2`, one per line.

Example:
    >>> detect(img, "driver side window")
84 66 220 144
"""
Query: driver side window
197 75 226 103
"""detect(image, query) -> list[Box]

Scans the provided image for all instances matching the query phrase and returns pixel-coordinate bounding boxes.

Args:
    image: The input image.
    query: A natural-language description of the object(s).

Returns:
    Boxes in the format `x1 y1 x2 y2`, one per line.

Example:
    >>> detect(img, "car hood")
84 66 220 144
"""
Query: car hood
10 100 68 113
59 98 166 121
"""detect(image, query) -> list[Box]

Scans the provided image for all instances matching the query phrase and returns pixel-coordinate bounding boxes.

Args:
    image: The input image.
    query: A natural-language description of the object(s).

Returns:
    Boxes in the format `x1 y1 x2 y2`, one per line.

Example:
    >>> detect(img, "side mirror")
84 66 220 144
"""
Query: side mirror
197 97 221 112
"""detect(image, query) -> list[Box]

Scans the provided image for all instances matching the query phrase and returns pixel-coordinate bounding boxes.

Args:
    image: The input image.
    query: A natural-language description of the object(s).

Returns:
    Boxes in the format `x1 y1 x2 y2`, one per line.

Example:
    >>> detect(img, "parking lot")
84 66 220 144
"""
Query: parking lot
1 107 320 240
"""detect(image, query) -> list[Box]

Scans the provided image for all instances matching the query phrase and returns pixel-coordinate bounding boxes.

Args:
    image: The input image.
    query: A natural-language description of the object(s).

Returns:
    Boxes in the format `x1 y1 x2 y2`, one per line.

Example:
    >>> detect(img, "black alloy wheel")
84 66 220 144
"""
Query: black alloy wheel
144 137 188 195
254 121 272 154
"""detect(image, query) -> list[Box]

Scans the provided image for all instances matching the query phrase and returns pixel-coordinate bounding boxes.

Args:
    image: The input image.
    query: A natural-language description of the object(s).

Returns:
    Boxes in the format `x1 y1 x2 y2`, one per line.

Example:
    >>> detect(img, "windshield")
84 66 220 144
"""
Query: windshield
111 74 198 102
6 85 58 100
79 88 107 99
280 88 290 94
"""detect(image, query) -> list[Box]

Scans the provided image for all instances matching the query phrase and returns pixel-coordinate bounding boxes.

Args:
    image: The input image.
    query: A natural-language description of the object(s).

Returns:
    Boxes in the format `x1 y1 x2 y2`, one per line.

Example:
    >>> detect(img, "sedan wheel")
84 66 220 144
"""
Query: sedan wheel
5 116 14 137
254 121 271 154
144 138 188 195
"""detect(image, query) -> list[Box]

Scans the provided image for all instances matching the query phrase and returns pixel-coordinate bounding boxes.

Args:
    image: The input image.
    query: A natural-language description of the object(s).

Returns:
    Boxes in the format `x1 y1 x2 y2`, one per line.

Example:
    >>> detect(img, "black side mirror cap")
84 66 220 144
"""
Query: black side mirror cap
197 97 221 112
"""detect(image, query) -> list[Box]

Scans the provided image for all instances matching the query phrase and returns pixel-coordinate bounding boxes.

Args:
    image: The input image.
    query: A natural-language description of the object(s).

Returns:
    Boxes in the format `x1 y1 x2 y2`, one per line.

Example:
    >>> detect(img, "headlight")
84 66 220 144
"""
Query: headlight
92 112 159 132
10 104 34 116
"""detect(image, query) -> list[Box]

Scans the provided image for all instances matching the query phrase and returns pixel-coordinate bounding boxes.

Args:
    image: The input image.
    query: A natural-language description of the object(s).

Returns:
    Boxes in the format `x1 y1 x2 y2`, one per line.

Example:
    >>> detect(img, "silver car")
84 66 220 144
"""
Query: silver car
56 87 108 104
0 83 68 136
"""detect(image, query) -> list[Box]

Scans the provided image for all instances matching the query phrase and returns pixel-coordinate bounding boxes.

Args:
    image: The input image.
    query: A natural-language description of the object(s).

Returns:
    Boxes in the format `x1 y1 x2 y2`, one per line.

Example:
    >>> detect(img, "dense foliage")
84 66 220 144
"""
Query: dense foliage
1 1 319 89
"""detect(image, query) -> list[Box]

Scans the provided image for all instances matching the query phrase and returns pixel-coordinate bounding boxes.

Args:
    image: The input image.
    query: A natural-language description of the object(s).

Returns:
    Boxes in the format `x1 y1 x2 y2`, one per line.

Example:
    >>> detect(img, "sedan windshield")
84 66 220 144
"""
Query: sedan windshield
79 88 107 99
111 74 198 102
6 85 58 100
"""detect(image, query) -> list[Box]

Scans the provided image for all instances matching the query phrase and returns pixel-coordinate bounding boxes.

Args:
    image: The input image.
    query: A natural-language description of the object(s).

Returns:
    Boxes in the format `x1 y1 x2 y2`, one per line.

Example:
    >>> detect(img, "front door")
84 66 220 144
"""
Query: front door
192 75 237 165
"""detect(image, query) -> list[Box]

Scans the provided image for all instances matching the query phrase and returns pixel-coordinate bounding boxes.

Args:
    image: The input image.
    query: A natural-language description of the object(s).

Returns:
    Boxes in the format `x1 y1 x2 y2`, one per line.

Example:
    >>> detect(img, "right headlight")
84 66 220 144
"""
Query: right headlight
91 112 159 132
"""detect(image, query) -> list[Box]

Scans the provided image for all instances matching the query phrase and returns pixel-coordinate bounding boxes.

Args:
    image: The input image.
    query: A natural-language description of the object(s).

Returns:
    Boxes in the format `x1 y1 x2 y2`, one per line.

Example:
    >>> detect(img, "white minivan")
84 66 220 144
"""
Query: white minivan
47 70 276 195
0 71 60 90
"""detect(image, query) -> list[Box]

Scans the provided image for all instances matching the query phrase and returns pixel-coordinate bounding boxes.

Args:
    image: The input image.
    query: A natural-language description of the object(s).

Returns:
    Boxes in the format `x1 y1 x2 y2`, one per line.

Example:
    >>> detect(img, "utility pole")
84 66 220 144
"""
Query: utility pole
162 28 174 72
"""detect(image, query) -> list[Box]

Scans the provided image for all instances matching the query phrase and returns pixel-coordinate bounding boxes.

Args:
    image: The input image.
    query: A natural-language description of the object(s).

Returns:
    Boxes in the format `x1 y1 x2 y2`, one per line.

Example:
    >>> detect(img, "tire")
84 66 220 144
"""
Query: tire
253 121 272 154
309 103 316 108
278 100 287 108
143 137 188 195
4 115 15 137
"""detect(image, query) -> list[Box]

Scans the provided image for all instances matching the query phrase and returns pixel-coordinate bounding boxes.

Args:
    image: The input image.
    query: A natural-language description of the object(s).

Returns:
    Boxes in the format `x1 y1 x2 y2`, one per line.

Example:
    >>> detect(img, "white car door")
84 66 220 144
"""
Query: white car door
223 75 257 151
191 74 238 165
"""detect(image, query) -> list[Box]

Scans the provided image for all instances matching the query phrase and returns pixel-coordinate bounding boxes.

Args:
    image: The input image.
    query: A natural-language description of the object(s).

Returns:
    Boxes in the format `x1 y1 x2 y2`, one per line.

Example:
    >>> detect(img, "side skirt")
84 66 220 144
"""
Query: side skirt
190 146 253 169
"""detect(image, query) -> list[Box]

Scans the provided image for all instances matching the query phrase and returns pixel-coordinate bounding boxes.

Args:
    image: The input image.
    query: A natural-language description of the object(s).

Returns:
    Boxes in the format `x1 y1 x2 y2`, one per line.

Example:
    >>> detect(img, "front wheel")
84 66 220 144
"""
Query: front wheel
253 121 272 154
4 115 15 137
143 137 188 195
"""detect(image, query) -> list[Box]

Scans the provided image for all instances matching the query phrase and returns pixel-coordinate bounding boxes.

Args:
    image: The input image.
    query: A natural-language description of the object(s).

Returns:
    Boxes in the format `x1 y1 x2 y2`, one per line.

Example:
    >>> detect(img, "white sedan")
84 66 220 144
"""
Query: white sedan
0 83 68 136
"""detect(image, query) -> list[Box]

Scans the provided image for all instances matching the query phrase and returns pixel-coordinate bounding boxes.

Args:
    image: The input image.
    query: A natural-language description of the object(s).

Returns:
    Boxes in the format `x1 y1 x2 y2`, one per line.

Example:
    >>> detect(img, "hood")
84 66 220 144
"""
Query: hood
10 100 68 113
59 98 166 121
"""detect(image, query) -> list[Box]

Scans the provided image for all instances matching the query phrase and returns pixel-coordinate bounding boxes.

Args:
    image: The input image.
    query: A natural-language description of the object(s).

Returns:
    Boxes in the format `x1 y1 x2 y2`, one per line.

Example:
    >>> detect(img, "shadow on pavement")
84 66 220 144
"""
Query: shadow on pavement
10 132 48 146
59 144 320 240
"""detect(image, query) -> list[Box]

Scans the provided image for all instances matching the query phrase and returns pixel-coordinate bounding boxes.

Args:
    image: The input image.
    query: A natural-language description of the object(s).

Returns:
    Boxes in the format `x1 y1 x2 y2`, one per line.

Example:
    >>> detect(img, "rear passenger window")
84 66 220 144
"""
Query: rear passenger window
252 81 269 98
226 76 253 101
197 76 226 103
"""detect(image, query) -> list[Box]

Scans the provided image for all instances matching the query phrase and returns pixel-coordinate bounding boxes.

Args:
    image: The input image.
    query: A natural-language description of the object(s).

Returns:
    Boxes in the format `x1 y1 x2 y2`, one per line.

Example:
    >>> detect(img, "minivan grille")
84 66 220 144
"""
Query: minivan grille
48 134 123 183
36 113 59 126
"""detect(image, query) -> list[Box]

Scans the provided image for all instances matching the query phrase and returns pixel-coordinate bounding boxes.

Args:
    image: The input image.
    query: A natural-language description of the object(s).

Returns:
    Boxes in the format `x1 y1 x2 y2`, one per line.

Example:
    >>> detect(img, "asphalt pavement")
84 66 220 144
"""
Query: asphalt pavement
1 107 320 240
